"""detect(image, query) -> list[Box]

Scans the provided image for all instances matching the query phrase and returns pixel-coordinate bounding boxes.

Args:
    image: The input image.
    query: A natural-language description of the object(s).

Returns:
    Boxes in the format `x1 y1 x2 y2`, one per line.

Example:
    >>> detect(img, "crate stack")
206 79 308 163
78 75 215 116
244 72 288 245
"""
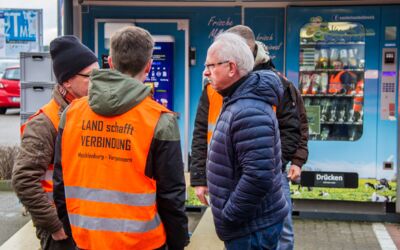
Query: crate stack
20 52 56 124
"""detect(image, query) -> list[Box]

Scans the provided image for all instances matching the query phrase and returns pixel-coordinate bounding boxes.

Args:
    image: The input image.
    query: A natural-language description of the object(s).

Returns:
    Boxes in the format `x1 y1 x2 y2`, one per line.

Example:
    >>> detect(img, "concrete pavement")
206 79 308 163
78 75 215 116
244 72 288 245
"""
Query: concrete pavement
294 219 381 250
188 208 399 250
0 221 39 250
2 206 400 249
0 191 30 246
187 208 223 250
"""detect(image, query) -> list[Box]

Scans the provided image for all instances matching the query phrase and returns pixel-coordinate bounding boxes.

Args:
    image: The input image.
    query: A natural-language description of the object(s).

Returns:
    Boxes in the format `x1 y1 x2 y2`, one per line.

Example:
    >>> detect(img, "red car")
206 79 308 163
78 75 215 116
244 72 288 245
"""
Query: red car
0 66 20 114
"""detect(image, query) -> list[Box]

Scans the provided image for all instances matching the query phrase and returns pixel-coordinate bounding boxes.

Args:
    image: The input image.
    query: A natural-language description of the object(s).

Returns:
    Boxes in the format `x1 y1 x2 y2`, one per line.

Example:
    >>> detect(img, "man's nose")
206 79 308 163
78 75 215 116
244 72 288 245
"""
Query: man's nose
204 69 211 76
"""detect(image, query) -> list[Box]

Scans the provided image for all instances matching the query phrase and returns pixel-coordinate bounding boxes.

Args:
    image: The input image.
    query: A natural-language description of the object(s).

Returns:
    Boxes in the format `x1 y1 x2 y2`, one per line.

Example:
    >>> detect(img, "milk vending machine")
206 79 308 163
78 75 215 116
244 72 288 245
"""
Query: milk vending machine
286 5 400 212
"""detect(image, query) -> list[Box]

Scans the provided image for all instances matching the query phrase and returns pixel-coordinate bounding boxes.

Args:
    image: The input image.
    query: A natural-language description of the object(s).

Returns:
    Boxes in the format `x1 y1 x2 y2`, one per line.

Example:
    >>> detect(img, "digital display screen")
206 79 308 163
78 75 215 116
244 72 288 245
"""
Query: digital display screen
384 51 395 64
145 41 174 110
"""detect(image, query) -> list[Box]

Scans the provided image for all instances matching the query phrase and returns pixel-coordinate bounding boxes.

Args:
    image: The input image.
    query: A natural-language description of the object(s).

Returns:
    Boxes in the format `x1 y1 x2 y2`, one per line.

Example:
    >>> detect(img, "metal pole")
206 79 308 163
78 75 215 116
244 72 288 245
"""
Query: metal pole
57 0 62 36
63 0 73 35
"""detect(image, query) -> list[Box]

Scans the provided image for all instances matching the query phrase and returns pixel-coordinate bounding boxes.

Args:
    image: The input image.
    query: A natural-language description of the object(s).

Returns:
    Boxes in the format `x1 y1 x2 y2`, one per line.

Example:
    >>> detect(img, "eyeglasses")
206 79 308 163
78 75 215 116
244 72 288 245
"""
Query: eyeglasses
204 60 230 71
77 73 91 78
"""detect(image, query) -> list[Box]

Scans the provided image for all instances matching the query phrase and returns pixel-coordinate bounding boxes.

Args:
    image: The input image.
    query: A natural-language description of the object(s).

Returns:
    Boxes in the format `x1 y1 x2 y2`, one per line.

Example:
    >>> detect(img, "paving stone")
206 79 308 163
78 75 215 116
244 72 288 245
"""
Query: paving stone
293 219 384 250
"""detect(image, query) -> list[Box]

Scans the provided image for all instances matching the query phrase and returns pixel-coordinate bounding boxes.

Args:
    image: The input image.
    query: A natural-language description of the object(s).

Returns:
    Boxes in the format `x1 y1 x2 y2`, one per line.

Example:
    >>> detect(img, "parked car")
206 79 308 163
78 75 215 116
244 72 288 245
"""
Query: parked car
0 59 19 76
0 66 20 114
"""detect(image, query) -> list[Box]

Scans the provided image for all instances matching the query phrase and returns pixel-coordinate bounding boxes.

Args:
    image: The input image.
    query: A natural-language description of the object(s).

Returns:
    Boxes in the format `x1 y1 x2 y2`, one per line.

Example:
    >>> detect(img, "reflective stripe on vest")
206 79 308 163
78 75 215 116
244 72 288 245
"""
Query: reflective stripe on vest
21 99 60 202
207 84 223 145
68 213 161 233
62 96 168 250
65 186 156 207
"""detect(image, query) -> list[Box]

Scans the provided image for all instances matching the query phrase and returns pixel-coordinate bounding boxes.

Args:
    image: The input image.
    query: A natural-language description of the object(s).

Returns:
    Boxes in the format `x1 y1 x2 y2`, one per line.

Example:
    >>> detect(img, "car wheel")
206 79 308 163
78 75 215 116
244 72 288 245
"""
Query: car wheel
0 108 6 114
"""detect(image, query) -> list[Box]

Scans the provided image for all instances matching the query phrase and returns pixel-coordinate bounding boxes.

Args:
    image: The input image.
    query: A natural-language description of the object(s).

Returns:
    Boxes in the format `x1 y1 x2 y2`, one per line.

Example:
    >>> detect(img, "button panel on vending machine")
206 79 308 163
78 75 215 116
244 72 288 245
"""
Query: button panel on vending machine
381 48 397 120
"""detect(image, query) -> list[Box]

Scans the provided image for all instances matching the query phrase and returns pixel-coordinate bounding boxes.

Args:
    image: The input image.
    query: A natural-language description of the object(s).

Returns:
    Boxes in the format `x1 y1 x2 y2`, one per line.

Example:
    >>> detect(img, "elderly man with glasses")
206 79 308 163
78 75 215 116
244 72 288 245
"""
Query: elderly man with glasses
204 32 288 250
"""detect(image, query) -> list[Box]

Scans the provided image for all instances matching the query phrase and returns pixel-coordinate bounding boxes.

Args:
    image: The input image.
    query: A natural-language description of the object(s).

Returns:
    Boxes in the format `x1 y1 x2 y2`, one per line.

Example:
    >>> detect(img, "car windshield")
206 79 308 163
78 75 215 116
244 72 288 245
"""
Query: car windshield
3 68 20 80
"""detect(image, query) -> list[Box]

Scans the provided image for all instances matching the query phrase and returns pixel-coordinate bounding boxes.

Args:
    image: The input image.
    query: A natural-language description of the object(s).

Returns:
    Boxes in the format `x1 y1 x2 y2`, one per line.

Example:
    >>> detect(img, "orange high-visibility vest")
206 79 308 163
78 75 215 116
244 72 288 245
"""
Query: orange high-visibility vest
61 96 169 250
329 71 345 94
353 79 364 112
20 99 60 201
329 71 357 94
355 79 364 95
206 84 223 144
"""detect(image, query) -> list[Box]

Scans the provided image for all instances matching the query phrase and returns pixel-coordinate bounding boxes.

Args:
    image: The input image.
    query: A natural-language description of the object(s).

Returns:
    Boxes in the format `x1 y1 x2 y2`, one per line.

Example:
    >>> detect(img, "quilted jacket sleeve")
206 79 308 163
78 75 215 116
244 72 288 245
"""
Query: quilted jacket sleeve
222 104 280 223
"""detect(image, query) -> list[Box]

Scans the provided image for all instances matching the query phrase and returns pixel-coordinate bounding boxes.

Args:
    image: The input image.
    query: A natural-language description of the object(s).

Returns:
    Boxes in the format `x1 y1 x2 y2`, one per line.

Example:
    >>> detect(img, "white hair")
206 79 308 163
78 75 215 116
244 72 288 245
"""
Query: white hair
208 32 254 77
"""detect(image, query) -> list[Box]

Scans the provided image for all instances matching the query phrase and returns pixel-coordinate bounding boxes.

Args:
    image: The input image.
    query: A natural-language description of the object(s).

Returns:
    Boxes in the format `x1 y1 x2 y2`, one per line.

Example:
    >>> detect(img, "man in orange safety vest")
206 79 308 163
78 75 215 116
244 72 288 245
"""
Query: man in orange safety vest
53 26 189 250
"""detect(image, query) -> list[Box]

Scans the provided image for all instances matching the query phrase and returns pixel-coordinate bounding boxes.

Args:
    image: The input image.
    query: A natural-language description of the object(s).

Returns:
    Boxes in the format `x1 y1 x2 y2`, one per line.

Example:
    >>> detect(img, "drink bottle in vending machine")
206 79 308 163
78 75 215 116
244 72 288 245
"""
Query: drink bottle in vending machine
301 73 311 94
318 49 329 69
311 73 320 94
320 73 328 93
348 48 358 68
330 48 341 69
340 49 348 68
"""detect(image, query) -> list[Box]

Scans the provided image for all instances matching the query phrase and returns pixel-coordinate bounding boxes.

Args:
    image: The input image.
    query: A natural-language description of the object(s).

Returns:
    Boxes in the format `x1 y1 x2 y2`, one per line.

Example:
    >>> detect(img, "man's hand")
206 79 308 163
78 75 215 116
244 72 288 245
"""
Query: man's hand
195 186 209 206
51 228 68 241
287 164 301 181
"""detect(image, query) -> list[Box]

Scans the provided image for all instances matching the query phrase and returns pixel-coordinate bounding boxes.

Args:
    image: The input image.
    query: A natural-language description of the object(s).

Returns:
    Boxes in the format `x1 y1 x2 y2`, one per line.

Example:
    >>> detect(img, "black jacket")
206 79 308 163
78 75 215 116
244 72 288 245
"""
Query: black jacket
255 61 308 167
191 54 309 187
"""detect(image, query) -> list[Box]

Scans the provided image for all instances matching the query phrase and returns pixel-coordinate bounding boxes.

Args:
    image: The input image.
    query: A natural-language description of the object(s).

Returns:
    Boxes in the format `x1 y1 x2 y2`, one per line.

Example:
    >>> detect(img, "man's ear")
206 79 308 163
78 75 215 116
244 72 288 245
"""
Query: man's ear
107 56 114 69
228 62 237 77
63 79 72 89
144 59 153 74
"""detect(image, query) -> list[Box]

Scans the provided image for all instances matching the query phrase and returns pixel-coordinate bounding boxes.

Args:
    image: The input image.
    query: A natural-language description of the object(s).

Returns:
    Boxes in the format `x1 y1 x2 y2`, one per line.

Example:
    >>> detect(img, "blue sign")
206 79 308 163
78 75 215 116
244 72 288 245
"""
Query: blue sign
4 10 37 42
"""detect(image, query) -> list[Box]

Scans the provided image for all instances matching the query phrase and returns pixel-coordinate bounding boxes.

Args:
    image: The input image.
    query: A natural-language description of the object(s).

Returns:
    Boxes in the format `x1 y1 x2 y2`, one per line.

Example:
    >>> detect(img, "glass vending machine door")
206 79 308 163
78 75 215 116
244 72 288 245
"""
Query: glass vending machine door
299 20 365 141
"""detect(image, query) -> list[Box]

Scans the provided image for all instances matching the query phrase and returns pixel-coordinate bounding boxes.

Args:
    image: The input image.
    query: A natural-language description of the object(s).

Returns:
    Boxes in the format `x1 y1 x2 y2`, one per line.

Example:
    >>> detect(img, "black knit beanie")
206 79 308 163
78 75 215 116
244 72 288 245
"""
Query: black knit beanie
50 35 98 84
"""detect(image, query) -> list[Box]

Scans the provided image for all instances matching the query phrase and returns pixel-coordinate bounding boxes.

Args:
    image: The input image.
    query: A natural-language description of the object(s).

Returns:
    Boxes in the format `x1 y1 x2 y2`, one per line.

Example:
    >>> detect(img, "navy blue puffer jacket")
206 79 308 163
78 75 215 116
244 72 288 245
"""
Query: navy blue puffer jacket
207 70 289 241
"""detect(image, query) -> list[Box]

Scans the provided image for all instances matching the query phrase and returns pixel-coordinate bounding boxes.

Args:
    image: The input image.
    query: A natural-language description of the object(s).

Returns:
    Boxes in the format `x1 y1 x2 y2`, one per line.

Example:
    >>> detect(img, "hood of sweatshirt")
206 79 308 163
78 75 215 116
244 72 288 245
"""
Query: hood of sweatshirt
88 69 151 116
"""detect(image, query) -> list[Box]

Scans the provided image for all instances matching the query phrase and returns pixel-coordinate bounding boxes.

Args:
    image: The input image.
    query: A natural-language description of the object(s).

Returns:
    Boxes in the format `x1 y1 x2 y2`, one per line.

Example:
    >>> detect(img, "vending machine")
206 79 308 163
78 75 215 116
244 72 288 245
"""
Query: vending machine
286 5 399 211
144 36 175 110
97 23 177 111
